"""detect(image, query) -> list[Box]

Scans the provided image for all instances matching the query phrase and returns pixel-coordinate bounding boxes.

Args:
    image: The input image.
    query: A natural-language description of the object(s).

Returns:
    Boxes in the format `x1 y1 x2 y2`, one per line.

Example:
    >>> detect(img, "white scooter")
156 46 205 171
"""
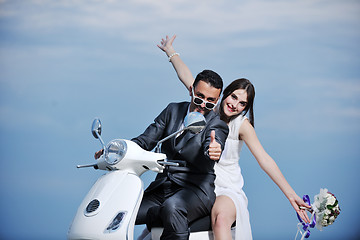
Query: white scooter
68 112 224 240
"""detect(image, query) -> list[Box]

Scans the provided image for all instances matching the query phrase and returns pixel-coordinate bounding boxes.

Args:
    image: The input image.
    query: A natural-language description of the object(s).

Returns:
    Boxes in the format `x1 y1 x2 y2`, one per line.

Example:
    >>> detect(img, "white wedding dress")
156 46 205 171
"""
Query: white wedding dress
214 114 253 240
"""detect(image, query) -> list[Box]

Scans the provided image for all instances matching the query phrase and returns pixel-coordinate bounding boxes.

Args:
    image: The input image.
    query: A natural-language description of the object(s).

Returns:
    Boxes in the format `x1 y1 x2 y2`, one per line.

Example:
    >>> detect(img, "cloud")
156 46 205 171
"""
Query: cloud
257 76 360 133
1 0 359 133
1 0 358 44
301 77 360 99
0 104 63 131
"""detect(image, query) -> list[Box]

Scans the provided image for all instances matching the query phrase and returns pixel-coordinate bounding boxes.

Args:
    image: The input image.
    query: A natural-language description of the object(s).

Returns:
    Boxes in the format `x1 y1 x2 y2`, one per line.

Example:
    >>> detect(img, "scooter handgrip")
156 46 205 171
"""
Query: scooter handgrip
76 163 98 169
158 160 179 167
159 160 187 167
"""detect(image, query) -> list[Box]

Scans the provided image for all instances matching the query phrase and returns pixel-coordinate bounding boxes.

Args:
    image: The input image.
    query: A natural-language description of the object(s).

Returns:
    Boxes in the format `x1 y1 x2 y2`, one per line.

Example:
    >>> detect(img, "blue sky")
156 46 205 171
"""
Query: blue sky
0 0 359 239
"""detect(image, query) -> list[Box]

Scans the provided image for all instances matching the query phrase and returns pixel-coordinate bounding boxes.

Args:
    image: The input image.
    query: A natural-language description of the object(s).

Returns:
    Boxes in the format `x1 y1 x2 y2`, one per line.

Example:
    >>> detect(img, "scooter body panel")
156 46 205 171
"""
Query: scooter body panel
68 170 143 240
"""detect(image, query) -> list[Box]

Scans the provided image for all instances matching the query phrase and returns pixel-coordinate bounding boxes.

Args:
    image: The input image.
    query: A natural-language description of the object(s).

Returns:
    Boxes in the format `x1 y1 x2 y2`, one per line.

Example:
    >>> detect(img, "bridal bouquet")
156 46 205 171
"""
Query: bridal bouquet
295 188 340 239
313 188 341 230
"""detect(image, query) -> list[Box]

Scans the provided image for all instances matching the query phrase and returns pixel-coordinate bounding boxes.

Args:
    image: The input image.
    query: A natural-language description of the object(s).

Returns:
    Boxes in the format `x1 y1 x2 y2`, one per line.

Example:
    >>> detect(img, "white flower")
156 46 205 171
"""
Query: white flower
321 219 328 226
324 209 331 216
319 188 328 198
326 194 336 205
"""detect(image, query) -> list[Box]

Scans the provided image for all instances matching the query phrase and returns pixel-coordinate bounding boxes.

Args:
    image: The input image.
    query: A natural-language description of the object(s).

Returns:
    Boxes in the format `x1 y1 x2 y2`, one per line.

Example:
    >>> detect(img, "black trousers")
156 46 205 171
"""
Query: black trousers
135 179 210 240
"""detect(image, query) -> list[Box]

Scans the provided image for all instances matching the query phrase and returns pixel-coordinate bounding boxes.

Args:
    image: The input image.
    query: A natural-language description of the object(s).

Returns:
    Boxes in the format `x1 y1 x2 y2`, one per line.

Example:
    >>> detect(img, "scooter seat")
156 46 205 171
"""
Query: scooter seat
150 215 235 232
150 217 236 240
189 216 236 232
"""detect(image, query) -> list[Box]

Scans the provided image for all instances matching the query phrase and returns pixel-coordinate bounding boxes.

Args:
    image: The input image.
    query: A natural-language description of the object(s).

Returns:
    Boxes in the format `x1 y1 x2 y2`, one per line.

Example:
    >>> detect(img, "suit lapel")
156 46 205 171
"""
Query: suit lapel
170 103 190 149
172 104 218 151
174 110 216 151
174 130 196 151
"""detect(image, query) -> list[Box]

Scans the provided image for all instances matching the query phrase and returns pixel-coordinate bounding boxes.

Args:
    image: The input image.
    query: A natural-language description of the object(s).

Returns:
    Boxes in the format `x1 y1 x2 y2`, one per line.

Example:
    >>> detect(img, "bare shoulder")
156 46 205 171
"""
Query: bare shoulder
238 118 255 140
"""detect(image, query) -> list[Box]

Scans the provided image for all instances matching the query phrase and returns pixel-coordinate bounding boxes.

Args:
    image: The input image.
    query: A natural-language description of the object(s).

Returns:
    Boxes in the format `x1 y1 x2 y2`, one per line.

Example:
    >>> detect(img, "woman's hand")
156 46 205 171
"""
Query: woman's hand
289 195 312 223
157 35 176 56
156 34 194 90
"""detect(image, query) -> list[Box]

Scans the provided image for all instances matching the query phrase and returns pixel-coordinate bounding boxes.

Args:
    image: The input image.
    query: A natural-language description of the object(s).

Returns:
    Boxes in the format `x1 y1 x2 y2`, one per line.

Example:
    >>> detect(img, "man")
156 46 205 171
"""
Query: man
132 70 229 240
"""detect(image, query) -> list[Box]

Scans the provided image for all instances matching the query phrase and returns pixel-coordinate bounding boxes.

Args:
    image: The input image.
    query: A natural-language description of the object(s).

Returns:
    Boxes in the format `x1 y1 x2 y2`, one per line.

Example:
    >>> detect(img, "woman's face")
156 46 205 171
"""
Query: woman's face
222 89 248 118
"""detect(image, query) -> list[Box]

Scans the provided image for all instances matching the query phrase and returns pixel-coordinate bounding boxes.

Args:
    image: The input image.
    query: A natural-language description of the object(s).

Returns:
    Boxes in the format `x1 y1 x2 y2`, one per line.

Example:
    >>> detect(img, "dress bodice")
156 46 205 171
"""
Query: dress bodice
215 114 247 192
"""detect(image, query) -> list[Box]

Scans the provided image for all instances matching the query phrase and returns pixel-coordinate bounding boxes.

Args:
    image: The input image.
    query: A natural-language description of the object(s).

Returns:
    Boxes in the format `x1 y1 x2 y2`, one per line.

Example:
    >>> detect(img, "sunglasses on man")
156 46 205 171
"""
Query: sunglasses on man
191 88 218 110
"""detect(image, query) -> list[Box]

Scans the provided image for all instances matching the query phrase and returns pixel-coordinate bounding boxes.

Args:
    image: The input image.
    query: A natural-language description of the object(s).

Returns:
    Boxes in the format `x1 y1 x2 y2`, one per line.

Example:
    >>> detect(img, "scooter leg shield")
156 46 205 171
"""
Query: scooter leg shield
68 170 144 240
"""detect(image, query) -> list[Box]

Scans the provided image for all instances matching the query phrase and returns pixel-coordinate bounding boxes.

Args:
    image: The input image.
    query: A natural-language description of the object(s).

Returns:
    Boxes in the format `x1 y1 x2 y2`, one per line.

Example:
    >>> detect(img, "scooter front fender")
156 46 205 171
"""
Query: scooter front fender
68 170 143 240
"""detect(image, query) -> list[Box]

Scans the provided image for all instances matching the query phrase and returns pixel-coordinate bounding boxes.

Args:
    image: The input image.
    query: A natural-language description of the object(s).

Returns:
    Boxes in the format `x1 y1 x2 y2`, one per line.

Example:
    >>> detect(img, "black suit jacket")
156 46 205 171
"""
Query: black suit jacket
131 102 229 211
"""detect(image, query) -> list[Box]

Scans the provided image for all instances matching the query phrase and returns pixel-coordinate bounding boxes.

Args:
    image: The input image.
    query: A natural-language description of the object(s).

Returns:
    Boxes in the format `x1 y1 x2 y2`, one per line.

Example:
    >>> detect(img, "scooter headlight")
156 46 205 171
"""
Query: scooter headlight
104 139 127 165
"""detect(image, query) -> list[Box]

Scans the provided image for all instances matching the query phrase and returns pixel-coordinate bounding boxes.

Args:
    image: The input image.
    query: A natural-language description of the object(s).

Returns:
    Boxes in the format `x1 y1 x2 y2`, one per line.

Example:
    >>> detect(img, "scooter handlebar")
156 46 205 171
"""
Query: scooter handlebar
158 160 186 167
76 163 99 169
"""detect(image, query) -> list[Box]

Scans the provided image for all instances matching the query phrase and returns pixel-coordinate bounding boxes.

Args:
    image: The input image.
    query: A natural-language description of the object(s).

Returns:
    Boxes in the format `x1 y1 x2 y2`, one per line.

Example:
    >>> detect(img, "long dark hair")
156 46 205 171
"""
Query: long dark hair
219 78 255 127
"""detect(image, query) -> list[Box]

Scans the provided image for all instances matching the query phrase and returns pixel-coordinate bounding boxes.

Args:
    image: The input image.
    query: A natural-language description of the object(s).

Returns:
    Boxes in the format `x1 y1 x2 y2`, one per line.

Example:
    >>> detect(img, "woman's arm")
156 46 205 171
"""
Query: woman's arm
239 120 311 223
158 35 194 90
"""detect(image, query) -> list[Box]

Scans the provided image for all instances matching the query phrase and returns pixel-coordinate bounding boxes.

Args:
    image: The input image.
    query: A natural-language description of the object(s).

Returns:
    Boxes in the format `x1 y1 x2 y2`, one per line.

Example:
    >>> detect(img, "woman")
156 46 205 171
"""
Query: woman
158 35 310 240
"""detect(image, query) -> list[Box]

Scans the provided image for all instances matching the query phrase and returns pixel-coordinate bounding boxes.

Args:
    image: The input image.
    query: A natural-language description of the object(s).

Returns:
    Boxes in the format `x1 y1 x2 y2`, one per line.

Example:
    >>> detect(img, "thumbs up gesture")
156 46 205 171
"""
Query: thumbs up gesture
208 130 222 161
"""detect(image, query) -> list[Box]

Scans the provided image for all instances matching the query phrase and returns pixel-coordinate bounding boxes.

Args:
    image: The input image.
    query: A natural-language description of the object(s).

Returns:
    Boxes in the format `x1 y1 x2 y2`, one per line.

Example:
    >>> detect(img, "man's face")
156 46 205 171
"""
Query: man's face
189 80 221 115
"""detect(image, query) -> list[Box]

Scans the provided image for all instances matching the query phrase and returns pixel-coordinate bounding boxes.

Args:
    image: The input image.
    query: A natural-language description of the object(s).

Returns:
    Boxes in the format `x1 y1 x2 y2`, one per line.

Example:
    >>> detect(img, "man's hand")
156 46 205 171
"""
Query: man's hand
94 149 104 159
208 130 222 161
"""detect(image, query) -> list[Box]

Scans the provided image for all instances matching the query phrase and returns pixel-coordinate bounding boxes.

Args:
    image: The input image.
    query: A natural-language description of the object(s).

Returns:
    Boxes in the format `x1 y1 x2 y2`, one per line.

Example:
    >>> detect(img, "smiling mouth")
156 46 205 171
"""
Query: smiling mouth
227 105 236 112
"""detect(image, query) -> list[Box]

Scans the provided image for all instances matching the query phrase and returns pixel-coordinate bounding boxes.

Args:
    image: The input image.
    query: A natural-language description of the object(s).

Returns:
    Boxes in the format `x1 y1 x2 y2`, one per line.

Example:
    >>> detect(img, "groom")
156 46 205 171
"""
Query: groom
132 69 228 240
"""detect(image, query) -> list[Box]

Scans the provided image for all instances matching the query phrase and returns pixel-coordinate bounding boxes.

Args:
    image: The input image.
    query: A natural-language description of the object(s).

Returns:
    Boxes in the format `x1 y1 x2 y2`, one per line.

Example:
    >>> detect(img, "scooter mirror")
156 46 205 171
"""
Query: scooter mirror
154 112 207 153
91 118 102 139
184 112 206 134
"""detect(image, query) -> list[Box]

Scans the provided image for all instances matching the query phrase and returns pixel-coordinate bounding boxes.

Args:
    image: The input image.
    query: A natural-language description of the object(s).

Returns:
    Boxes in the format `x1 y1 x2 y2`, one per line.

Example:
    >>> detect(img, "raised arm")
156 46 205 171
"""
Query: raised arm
157 35 194 90
239 120 311 223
